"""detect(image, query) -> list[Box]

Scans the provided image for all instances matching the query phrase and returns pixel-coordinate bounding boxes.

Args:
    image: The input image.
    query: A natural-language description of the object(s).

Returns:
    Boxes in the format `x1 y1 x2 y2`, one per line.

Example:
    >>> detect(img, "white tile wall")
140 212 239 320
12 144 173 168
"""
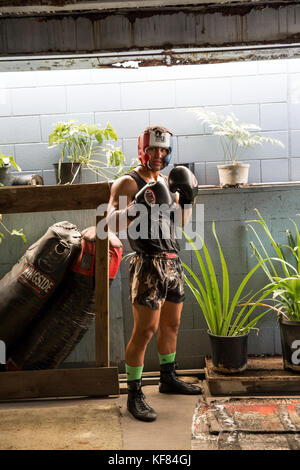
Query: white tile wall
0 116 41 144
261 159 289 182
11 87 67 115
0 59 298 184
232 75 287 104
95 110 149 138
66 84 121 112
260 103 288 130
176 77 231 107
121 81 175 110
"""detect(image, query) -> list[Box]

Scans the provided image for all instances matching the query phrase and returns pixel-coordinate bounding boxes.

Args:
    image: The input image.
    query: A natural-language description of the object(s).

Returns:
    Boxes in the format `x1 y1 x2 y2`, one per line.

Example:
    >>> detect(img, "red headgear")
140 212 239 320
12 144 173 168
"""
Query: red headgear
138 128 173 169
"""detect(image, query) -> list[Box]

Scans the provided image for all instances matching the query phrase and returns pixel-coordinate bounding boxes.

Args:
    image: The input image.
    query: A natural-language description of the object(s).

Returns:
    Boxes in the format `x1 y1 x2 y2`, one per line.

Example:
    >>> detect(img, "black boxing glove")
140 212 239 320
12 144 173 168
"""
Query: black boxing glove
168 165 198 209
127 180 174 220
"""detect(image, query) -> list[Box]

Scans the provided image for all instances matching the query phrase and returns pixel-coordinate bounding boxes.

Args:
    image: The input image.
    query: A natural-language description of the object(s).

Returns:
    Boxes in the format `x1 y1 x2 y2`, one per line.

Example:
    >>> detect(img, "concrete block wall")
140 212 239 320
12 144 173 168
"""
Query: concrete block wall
1 58 300 371
0 58 299 185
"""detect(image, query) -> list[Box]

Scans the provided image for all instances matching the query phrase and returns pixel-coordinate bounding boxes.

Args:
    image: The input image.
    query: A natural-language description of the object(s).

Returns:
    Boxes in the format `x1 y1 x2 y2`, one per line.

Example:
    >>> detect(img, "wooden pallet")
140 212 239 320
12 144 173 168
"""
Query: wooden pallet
205 356 300 396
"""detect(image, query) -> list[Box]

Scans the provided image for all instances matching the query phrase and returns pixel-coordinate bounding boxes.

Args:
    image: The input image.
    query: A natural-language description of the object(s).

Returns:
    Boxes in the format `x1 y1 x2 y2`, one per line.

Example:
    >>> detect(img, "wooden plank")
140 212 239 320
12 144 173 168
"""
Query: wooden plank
95 214 109 367
205 357 300 396
0 367 119 400
0 182 111 214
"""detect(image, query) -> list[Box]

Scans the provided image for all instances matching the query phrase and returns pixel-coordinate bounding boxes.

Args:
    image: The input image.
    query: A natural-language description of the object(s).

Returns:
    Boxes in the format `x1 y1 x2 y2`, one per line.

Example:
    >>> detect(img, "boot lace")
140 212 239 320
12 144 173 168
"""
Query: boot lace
136 390 152 411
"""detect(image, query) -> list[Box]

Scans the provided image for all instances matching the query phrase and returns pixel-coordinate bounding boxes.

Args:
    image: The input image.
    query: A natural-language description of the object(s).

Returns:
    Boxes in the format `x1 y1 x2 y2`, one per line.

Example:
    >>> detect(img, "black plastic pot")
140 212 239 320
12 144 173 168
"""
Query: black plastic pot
0 164 12 186
279 317 300 372
208 330 249 374
53 162 82 184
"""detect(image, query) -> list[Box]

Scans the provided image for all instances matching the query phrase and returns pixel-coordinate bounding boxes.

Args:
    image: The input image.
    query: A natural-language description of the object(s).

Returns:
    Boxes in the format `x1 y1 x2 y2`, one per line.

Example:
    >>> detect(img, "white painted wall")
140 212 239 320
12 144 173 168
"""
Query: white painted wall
0 57 299 185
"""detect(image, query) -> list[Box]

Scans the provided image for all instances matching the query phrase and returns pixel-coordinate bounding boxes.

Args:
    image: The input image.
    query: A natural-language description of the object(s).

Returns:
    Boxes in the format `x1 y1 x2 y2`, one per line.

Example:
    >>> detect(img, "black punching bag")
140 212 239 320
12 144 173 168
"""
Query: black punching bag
0 221 82 354
7 232 123 370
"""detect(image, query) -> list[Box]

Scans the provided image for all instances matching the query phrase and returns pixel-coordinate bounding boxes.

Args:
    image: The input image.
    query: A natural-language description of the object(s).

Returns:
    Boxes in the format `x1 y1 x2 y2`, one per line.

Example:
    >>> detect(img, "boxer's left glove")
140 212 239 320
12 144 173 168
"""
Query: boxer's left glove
168 166 198 209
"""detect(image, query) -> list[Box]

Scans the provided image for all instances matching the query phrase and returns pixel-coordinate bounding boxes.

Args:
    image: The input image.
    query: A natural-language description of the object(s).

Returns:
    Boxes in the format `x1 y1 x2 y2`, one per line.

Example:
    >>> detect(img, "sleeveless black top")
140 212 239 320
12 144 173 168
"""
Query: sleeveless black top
126 170 180 254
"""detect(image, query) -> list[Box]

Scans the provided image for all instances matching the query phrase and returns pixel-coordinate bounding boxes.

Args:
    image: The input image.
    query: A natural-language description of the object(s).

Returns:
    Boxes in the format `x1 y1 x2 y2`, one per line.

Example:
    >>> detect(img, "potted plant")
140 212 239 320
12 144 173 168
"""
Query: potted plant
0 153 21 186
0 214 26 244
189 109 285 187
182 224 276 374
48 120 126 184
247 209 300 371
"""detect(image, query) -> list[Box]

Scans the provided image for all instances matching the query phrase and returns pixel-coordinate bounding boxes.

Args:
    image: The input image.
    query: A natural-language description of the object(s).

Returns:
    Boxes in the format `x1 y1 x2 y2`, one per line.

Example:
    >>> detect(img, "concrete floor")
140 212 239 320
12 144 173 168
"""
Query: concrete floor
1 379 300 450
0 381 201 451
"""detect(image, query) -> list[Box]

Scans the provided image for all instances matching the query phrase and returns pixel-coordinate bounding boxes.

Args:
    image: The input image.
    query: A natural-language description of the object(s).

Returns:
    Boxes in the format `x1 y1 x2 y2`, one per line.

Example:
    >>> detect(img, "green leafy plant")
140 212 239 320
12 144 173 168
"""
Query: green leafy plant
0 154 26 244
0 217 26 244
188 109 285 164
247 209 300 321
0 153 20 172
48 120 126 182
181 224 276 336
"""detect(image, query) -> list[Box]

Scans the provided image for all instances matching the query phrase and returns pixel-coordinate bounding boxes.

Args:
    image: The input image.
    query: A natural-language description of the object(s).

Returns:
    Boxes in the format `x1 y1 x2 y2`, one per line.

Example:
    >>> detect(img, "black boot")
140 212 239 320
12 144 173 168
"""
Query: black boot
127 379 157 422
159 362 202 395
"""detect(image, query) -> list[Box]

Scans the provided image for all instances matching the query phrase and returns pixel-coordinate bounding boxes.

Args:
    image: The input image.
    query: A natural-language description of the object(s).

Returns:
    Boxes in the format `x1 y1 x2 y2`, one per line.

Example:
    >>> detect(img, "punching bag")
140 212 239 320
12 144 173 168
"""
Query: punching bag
0 221 82 353
7 231 123 370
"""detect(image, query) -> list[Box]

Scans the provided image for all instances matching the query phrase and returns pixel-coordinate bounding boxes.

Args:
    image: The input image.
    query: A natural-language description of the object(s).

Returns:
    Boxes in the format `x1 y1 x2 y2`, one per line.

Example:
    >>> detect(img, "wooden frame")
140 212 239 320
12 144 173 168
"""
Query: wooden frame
0 182 119 399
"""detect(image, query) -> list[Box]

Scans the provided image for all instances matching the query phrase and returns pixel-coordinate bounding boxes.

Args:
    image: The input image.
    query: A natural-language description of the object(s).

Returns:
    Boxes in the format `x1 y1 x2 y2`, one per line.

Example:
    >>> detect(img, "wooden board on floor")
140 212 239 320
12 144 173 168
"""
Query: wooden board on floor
0 367 119 400
205 356 300 396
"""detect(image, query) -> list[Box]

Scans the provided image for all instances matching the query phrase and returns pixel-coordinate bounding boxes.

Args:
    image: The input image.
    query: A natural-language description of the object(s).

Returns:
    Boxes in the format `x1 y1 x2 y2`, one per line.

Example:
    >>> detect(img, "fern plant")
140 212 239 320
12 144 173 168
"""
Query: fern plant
189 109 284 164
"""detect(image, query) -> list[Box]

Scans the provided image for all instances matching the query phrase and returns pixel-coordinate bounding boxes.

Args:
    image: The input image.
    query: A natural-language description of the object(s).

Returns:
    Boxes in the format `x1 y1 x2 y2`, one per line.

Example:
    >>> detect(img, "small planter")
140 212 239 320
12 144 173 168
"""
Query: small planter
53 162 82 185
279 317 300 372
217 162 250 187
0 163 12 186
208 330 249 374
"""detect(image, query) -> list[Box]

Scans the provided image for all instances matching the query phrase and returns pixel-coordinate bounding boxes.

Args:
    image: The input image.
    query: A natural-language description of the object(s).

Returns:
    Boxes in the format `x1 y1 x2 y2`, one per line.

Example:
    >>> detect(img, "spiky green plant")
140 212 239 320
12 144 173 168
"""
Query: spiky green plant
188 109 285 164
181 223 276 336
247 209 300 321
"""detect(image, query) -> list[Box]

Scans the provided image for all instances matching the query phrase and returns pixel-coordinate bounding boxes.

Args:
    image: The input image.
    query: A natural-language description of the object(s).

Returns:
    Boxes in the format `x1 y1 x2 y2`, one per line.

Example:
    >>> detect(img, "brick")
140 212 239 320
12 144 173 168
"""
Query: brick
177 329 211 356
261 159 289 183
121 81 175 110
289 104 300 130
258 59 287 74
248 327 275 354
150 108 205 136
95 110 149 138
0 88 11 116
291 158 300 181
66 83 121 112
232 75 287 104
0 116 40 144
248 160 261 183
260 103 288 131
176 77 231 107
178 135 222 163
291 130 300 157
14 143 58 170
11 87 67 115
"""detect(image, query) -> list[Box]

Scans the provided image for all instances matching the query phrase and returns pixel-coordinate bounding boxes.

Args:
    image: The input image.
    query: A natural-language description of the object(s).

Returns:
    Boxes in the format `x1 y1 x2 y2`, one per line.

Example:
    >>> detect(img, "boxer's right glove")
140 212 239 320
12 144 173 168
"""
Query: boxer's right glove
127 181 174 220
168 165 198 209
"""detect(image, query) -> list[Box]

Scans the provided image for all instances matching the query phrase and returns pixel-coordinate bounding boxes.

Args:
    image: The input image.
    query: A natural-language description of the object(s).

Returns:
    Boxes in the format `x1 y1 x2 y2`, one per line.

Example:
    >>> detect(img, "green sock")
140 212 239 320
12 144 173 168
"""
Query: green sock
125 363 144 382
158 352 176 365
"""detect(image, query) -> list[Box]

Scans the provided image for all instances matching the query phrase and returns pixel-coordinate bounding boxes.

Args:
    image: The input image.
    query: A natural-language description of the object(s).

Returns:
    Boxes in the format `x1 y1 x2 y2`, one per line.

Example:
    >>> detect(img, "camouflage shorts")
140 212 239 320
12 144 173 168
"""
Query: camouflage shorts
129 253 185 310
